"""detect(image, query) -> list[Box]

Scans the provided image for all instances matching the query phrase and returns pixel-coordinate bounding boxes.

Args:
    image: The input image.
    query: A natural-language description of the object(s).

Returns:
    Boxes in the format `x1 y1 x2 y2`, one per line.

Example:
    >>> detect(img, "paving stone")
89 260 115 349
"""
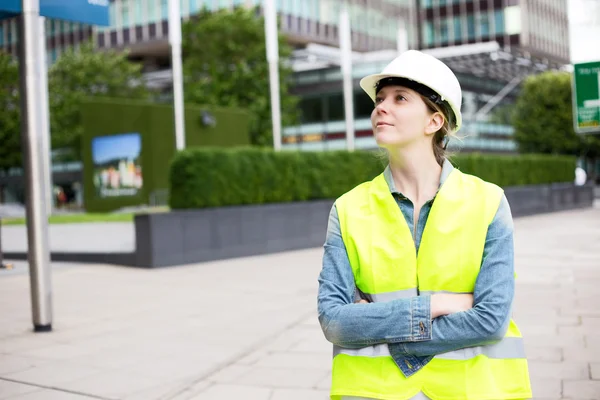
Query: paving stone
530 377 562 399
590 363 600 380
0 380 41 398
562 347 600 363
253 352 331 370
271 388 330 400
582 317 600 329
524 334 585 348
235 367 326 389
563 380 600 399
528 361 590 380
188 384 271 400
3 361 105 387
4 389 96 400
526 346 563 362
205 365 254 384
0 354 51 376
56 370 162 399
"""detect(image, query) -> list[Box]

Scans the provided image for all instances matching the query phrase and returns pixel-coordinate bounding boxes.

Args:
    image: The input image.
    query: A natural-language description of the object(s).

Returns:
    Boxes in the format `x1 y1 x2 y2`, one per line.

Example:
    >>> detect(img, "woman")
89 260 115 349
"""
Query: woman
317 50 532 400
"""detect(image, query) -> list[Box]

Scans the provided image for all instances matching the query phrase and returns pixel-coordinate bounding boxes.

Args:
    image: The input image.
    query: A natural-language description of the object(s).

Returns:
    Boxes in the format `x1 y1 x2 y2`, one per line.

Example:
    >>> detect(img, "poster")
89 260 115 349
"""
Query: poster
92 133 143 198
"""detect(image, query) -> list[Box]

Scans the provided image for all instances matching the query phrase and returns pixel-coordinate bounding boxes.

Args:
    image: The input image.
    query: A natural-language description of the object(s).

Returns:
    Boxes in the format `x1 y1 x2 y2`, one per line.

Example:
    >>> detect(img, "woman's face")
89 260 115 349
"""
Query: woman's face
371 85 441 150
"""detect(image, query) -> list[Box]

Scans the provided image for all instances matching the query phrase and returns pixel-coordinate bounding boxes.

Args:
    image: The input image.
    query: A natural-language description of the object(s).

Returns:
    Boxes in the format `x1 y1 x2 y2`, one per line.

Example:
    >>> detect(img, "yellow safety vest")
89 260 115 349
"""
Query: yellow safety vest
333 168 532 400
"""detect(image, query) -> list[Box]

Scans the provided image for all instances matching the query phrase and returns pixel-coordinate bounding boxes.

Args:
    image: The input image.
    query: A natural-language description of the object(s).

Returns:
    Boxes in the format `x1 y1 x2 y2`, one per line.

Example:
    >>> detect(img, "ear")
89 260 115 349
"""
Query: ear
425 112 445 136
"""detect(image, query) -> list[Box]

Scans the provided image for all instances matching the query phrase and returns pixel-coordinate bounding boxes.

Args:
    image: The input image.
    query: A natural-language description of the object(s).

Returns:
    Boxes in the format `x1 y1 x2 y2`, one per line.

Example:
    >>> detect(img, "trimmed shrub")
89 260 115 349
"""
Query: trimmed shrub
169 148 576 209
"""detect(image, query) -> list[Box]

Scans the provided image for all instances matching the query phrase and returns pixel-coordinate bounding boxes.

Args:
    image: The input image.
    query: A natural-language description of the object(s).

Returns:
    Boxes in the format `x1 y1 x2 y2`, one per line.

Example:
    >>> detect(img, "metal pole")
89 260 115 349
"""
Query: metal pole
38 16 53 215
18 0 53 332
264 0 282 151
397 20 408 54
340 2 355 151
169 0 186 151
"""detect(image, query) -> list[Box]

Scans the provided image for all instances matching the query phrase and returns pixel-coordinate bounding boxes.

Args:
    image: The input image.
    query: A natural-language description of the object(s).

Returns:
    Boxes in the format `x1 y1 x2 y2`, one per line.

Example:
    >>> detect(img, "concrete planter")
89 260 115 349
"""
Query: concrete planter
505 182 594 217
135 183 594 268
134 200 333 267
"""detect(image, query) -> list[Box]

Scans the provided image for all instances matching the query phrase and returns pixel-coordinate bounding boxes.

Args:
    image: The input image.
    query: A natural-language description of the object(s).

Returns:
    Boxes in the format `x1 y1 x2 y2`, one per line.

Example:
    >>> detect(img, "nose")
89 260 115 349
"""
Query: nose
374 99 388 115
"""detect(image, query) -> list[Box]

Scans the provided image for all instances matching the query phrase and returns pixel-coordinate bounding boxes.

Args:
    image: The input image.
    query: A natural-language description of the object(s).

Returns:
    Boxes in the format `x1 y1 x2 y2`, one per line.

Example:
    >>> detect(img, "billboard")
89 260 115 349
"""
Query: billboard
92 133 143 198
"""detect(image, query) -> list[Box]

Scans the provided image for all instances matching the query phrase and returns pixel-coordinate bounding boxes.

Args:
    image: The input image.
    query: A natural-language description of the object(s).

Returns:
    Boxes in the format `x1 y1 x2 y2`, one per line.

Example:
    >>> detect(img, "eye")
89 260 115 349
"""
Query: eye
374 97 383 104
396 95 406 101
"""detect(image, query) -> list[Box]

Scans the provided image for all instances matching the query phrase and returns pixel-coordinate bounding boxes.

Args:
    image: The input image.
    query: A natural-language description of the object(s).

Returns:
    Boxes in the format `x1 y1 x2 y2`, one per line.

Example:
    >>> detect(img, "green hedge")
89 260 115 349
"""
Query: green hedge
169 148 576 209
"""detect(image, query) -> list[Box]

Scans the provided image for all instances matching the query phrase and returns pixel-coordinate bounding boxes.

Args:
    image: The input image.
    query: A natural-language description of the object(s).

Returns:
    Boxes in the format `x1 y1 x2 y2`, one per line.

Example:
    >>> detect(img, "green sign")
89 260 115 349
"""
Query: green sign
573 61 600 133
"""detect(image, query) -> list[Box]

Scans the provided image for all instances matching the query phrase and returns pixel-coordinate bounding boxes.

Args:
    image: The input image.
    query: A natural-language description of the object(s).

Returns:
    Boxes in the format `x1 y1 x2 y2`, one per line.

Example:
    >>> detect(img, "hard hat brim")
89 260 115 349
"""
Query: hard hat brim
359 73 462 132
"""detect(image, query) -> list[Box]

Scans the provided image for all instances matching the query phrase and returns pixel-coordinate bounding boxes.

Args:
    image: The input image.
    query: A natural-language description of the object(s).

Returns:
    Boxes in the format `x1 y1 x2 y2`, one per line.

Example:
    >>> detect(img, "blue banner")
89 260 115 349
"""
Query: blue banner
0 0 110 26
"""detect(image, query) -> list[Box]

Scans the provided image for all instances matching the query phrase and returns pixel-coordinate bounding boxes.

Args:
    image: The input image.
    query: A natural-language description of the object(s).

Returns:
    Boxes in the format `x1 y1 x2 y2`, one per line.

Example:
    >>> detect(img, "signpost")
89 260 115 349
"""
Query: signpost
1 0 109 333
573 61 600 134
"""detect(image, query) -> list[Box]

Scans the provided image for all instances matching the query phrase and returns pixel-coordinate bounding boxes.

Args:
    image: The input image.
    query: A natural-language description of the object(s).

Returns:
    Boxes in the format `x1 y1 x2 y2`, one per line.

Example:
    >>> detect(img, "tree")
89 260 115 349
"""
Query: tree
49 42 150 159
513 71 584 155
513 71 600 181
182 7 298 147
0 51 21 172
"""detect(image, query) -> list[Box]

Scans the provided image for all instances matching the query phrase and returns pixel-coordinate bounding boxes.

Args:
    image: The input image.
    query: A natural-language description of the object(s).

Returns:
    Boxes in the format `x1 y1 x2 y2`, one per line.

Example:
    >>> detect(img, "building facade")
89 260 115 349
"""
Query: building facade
0 0 571 154
418 0 569 63
283 0 570 152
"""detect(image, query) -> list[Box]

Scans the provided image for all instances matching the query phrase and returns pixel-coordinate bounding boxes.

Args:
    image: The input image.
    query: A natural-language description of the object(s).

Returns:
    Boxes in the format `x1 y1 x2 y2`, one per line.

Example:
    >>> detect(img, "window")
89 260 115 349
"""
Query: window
109 1 116 26
453 16 462 42
300 97 324 123
466 14 475 39
326 93 345 121
147 0 158 22
439 19 449 43
161 0 169 19
478 12 490 36
354 91 374 118
122 1 130 27
134 0 143 25
494 10 504 34
423 21 434 46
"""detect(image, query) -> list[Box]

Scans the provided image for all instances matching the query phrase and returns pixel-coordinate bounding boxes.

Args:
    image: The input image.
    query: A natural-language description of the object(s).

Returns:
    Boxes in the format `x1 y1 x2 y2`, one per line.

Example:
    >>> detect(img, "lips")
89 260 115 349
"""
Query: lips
376 122 393 127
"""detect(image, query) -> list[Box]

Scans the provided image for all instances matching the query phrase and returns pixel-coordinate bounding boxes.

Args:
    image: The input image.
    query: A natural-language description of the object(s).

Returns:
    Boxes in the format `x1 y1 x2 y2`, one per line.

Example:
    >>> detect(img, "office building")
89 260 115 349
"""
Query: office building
0 0 571 155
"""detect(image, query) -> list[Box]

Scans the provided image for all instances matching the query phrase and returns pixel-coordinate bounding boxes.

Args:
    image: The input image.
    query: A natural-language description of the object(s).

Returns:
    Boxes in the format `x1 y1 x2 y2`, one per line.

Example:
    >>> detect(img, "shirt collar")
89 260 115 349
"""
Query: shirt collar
383 158 454 196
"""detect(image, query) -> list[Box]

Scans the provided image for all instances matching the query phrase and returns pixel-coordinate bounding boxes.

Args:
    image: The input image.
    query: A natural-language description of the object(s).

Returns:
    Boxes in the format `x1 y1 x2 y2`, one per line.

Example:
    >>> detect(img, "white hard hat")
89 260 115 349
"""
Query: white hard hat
360 50 463 132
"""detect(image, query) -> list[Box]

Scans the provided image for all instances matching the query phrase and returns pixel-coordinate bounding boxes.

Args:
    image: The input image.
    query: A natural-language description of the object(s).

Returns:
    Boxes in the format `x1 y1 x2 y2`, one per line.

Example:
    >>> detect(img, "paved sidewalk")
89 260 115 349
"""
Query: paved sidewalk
1 205 599 400
2 223 135 253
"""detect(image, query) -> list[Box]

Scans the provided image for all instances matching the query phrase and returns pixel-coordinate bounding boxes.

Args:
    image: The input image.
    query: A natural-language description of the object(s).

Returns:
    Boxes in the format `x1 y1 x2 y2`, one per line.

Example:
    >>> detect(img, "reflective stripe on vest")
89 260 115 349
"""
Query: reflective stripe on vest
334 336 526 360
332 168 532 400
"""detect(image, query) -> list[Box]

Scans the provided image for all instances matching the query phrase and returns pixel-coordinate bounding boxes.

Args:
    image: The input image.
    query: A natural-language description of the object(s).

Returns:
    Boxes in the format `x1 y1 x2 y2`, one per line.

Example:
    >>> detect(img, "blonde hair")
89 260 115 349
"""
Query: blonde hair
421 96 457 166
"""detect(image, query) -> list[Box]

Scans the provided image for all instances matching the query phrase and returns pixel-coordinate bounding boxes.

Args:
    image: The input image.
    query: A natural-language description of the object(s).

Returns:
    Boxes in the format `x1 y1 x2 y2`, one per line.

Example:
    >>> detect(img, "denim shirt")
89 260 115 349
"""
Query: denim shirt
317 160 515 377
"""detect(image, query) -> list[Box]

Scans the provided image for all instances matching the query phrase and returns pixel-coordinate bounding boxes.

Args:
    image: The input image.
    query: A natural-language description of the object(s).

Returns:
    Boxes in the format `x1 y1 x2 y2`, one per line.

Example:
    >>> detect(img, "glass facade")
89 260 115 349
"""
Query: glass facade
286 63 518 153
423 9 504 46
92 0 407 46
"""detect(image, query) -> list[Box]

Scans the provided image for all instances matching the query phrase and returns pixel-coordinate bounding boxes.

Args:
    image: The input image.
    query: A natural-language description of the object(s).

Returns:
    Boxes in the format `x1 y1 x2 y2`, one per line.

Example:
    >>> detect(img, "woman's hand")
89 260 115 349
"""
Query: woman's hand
430 293 473 318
